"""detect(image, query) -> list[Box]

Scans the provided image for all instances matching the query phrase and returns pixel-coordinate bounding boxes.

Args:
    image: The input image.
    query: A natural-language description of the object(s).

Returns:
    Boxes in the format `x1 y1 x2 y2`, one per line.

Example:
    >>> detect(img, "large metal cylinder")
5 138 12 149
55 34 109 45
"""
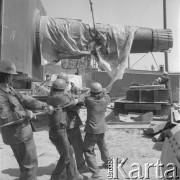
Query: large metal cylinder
0 0 173 80
38 16 173 64
131 28 173 53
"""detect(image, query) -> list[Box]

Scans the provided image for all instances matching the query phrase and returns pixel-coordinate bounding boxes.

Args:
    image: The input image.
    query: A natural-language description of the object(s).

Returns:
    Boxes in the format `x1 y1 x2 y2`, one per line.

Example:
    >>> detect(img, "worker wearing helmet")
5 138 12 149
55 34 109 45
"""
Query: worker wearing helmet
57 72 72 93
56 72 89 173
0 60 53 180
155 71 170 89
154 71 173 104
57 72 69 82
46 79 84 180
83 82 110 180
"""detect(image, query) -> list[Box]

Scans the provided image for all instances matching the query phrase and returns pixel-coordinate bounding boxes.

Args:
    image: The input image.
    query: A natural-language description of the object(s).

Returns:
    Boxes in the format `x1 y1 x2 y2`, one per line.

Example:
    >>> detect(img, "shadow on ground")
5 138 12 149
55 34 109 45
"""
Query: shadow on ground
1 163 55 178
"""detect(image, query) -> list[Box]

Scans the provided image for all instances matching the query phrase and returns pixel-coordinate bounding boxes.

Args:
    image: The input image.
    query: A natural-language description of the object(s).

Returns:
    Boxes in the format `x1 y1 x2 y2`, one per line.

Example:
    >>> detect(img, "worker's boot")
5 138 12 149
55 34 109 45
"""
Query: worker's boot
90 173 103 180
76 173 89 180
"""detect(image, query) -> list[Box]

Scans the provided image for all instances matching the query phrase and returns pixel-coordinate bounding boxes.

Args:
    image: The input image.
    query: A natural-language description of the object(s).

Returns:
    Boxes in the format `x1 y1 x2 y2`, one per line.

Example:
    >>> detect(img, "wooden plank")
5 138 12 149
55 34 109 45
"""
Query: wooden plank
115 99 168 104
107 124 150 129
107 121 150 125
124 103 161 110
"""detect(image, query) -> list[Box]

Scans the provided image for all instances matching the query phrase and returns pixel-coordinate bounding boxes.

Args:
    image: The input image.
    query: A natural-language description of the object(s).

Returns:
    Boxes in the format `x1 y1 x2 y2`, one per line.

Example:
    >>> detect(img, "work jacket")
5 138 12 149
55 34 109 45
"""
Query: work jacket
47 92 78 137
84 91 110 134
0 84 46 145
159 75 173 104
66 93 83 129
159 75 171 89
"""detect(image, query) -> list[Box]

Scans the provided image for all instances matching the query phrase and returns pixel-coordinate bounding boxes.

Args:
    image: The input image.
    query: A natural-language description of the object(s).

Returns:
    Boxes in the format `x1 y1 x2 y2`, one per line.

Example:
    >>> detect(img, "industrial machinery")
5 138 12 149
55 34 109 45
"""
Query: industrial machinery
114 84 171 116
0 0 173 86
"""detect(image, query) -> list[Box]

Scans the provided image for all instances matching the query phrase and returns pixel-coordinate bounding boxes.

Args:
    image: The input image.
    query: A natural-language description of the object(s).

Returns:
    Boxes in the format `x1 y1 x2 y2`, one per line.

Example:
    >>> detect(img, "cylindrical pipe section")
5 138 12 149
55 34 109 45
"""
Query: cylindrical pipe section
131 28 173 53
37 16 173 62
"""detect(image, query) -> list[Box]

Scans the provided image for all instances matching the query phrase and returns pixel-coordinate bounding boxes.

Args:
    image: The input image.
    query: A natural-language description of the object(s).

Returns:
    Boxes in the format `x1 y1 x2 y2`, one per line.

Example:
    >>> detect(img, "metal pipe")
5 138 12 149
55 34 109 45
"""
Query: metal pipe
163 0 169 72
0 0 4 59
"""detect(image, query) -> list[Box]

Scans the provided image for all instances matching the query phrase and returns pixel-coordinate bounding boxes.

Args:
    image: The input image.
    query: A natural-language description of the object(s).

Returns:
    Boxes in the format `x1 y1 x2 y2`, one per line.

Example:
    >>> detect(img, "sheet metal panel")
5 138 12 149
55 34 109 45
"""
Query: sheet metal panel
1 0 46 80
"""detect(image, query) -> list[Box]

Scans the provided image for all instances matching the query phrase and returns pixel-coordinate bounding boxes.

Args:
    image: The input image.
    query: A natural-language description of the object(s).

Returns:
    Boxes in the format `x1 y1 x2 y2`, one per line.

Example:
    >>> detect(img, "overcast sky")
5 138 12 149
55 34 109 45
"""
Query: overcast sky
41 0 180 72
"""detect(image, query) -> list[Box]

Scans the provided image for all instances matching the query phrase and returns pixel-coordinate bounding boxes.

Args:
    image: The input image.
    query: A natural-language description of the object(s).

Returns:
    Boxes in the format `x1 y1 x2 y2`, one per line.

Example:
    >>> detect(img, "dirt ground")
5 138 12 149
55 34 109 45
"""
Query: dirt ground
0 108 164 180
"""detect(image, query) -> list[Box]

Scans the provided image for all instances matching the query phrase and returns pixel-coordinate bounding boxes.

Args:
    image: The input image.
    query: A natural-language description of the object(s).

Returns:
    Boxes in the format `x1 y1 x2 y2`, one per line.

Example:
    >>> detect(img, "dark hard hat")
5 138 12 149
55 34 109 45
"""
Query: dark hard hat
52 79 67 90
57 72 68 82
90 82 103 93
0 60 17 75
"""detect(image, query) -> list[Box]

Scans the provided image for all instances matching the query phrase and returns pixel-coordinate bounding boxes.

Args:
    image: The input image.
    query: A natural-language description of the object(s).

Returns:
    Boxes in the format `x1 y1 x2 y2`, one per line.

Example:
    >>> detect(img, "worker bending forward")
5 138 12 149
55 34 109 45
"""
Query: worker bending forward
46 79 83 180
57 72 88 173
83 82 110 180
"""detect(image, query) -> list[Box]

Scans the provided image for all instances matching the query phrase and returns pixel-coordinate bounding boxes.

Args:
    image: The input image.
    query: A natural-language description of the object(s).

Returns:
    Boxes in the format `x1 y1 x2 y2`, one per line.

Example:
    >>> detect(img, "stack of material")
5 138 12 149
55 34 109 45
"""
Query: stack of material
106 111 152 129
144 108 180 142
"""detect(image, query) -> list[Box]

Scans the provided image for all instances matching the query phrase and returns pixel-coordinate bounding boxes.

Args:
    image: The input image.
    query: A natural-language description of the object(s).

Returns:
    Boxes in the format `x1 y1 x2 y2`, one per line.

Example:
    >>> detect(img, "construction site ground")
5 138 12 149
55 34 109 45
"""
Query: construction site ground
0 107 164 180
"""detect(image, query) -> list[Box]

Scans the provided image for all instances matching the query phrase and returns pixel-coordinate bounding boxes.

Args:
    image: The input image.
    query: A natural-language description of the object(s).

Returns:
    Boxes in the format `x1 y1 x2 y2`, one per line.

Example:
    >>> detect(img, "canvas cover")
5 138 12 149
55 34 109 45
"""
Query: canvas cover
40 16 138 87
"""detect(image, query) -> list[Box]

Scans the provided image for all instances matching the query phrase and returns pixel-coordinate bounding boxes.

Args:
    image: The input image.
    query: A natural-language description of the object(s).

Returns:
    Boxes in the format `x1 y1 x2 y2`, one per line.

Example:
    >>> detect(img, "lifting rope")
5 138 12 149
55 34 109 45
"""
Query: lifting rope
151 52 159 70
89 0 96 35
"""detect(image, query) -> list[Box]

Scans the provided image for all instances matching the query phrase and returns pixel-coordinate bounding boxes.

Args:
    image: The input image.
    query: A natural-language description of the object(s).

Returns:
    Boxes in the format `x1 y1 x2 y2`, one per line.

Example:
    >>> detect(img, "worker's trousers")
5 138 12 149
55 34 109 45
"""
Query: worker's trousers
49 127 79 180
83 133 110 176
67 126 86 170
10 137 38 180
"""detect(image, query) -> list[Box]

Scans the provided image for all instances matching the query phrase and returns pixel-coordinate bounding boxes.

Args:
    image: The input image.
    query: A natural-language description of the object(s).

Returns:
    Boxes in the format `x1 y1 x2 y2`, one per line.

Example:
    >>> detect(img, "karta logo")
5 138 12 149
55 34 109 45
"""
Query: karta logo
107 158 179 179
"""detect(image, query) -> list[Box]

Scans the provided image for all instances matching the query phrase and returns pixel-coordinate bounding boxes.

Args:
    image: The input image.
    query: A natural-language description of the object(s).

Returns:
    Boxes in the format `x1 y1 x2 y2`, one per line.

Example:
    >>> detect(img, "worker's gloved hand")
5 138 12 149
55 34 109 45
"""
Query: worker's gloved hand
44 105 54 114
27 110 36 119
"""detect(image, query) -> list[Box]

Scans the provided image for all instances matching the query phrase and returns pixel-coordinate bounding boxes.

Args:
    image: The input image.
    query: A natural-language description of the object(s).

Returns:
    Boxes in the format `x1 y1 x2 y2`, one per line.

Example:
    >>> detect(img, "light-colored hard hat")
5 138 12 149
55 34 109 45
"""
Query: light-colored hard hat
57 72 68 82
163 71 168 75
90 82 103 93
51 79 67 90
0 60 17 75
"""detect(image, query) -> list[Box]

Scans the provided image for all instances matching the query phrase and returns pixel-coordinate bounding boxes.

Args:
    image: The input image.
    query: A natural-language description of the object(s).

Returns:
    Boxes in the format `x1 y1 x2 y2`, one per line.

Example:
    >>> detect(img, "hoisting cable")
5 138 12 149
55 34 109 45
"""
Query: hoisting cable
89 0 96 35
128 53 149 70
150 52 159 70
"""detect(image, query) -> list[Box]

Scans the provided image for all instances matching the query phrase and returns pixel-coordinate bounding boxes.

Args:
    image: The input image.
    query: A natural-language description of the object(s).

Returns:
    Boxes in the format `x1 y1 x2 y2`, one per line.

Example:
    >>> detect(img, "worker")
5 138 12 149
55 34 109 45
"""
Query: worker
46 79 84 180
56 72 89 173
154 71 173 104
83 82 110 180
0 60 53 180
70 81 79 95
57 72 71 92
157 71 171 88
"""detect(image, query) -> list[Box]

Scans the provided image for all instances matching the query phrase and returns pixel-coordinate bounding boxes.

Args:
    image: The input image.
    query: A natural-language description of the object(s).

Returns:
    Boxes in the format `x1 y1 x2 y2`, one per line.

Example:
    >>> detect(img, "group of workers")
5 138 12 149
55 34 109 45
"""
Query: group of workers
0 60 110 180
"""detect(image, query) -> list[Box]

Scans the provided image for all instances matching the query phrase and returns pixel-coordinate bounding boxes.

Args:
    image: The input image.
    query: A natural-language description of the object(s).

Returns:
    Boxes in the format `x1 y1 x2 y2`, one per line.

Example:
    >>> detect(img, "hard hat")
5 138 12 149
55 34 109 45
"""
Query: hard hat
57 72 68 82
0 60 17 75
51 79 67 90
163 71 168 75
90 82 103 93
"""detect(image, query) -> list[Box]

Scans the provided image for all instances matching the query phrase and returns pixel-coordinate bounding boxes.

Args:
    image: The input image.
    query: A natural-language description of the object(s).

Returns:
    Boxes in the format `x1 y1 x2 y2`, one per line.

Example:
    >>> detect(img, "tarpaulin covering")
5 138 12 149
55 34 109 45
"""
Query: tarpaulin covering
40 16 138 87
96 25 138 88
40 16 92 64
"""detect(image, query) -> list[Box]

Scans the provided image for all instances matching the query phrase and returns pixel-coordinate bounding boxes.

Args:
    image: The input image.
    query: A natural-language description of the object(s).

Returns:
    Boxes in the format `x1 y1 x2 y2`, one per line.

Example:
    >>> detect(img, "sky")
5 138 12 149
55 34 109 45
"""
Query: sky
41 0 180 73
